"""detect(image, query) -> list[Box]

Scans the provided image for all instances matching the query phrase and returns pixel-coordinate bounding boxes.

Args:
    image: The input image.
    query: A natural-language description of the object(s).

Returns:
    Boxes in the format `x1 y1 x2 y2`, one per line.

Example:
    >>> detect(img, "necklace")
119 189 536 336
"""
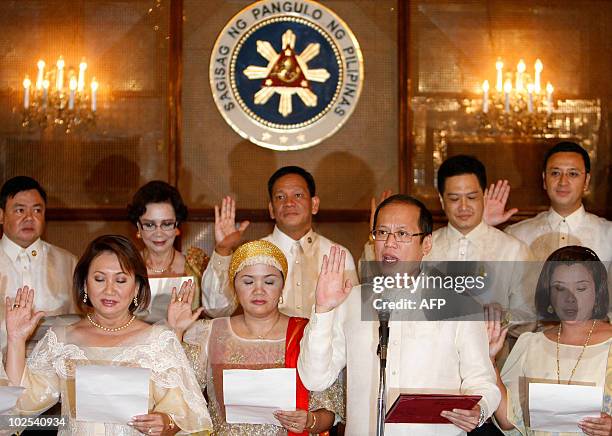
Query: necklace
556 319 597 384
87 313 136 332
243 313 281 340
145 249 175 274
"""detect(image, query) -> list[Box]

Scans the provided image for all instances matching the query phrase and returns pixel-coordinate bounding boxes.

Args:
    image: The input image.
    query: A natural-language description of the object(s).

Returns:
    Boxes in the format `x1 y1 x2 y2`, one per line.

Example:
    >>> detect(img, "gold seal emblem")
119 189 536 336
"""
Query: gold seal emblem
210 0 364 151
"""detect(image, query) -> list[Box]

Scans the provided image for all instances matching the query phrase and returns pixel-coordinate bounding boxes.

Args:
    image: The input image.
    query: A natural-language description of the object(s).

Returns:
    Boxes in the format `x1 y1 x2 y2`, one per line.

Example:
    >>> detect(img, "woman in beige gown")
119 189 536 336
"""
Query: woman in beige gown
487 246 612 436
5 235 211 435
168 240 344 435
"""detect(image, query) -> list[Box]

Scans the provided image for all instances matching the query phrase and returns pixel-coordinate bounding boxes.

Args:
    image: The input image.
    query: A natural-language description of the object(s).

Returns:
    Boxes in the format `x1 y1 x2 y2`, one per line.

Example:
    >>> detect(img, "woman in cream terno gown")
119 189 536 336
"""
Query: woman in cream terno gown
5 235 212 435
487 246 612 436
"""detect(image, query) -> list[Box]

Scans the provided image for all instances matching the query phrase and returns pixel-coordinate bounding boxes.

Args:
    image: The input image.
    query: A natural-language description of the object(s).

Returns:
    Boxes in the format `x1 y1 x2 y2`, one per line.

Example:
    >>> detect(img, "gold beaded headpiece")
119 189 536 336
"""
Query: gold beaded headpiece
229 240 288 285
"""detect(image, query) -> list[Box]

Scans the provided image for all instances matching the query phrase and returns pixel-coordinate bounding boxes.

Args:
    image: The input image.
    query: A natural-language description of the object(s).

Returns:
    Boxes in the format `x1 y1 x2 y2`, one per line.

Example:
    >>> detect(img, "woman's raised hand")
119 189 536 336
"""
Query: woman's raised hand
214 196 250 256
167 279 203 339
484 303 508 360
5 286 45 343
315 246 353 313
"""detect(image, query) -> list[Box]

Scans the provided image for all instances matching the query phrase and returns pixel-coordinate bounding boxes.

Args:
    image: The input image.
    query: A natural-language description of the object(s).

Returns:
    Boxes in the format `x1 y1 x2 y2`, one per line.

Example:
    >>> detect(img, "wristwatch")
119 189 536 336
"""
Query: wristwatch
477 407 487 427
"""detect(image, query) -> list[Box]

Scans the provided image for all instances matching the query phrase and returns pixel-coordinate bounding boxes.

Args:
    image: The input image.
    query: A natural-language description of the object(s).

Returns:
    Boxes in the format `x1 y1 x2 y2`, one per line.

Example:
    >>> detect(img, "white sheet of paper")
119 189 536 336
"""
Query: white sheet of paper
143 276 192 323
223 368 296 425
529 383 602 432
76 365 150 425
0 386 24 414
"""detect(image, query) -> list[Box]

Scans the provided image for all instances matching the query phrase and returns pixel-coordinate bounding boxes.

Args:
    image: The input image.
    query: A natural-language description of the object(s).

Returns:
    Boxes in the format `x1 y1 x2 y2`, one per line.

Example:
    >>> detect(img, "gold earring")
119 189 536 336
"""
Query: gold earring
278 295 284 305
83 290 88 303
133 294 138 307
136 231 142 239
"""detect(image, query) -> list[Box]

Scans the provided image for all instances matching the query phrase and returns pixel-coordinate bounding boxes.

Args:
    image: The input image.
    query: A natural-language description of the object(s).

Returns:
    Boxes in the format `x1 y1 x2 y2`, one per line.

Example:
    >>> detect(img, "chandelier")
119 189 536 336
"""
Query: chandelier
21 57 99 133
466 58 555 135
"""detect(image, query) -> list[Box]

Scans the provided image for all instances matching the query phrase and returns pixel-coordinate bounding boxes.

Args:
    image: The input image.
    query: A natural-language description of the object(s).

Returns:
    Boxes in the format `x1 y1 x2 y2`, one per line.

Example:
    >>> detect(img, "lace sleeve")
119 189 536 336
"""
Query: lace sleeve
183 319 212 389
16 329 63 415
308 374 345 422
145 326 212 434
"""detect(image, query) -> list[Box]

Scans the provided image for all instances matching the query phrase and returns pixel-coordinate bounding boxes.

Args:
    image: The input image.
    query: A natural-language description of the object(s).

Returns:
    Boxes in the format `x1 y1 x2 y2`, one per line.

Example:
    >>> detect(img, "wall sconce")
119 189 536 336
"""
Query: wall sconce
468 58 555 135
21 57 99 133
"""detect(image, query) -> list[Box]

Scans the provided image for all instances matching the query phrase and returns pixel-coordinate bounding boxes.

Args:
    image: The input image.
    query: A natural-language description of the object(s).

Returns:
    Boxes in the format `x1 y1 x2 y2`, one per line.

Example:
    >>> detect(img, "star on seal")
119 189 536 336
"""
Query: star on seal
243 30 331 117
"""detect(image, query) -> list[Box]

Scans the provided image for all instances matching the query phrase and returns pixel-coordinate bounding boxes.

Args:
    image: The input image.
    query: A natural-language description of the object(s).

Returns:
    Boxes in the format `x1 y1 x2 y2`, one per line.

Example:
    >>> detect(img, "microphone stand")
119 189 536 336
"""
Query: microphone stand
376 312 390 436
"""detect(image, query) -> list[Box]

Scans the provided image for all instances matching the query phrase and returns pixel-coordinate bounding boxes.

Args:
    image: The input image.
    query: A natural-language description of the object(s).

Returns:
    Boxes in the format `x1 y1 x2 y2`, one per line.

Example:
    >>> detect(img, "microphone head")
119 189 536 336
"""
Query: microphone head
377 299 391 322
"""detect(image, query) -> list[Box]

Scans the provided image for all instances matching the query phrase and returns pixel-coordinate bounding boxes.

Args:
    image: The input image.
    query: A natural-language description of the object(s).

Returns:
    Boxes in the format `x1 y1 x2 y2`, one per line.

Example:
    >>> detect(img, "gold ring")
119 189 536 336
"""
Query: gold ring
148 428 152 434
177 297 183 302
12 304 19 309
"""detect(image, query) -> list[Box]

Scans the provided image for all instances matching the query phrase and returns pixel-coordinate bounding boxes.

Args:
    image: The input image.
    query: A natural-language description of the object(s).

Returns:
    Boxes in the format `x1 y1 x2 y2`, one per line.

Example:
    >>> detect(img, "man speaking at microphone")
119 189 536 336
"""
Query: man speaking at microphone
298 194 500 435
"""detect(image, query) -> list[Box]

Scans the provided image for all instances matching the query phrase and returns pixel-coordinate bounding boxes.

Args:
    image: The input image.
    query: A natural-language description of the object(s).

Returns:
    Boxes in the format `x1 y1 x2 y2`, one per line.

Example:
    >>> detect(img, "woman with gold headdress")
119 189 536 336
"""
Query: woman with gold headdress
167 240 343 435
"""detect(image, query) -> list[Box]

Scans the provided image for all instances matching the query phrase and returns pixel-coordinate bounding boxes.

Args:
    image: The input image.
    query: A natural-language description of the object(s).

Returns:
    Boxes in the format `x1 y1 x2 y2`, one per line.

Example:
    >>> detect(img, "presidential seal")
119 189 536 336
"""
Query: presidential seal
210 0 363 151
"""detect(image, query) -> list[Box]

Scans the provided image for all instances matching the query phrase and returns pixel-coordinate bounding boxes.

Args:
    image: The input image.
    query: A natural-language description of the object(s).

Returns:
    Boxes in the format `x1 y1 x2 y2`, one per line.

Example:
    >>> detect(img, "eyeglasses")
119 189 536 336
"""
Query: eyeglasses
138 221 178 232
546 169 585 180
371 229 425 243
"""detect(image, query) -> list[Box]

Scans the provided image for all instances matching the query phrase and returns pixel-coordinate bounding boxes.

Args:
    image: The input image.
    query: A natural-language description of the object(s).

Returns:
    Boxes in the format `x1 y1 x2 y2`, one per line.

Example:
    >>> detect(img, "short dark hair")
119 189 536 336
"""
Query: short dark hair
127 181 188 226
74 235 151 314
437 155 487 195
267 166 316 198
535 245 608 321
543 141 591 173
372 194 433 241
0 176 47 209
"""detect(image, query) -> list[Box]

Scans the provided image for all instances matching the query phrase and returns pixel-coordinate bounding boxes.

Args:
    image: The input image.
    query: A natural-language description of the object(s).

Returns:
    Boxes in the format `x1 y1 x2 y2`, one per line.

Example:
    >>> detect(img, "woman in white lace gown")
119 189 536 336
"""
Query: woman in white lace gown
5 235 212 436
168 240 344 435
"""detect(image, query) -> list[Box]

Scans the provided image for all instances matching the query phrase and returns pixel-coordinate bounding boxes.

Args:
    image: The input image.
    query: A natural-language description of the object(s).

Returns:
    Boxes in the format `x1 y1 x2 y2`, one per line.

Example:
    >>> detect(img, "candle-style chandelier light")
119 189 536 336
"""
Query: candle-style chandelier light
466 58 555 135
21 56 99 133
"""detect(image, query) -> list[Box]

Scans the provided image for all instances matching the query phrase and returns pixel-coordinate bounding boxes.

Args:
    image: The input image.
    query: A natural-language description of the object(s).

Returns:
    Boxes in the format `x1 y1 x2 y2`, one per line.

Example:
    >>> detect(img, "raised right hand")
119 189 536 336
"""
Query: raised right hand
484 303 508 359
214 196 250 256
167 280 203 339
5 286 45 343
315 246 353 313
483 180 518 227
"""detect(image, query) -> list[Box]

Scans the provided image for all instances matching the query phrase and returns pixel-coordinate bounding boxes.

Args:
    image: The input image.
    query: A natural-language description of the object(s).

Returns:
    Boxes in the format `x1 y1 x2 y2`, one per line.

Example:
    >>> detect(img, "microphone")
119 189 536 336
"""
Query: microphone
377 301 391 368
375 299 391 436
